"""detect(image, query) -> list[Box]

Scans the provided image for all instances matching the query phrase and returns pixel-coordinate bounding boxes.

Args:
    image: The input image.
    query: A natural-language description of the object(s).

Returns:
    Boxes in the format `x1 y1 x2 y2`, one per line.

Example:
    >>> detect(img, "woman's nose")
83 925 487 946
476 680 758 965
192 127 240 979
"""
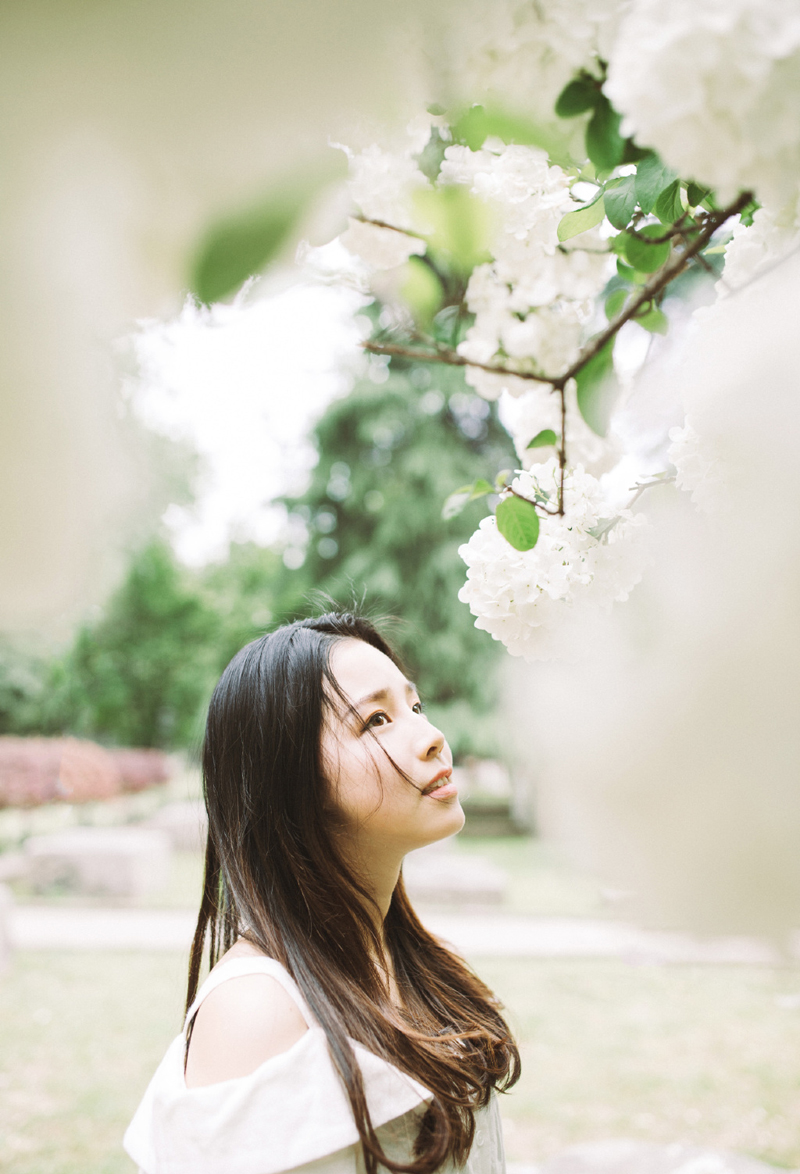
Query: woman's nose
421 722 446 760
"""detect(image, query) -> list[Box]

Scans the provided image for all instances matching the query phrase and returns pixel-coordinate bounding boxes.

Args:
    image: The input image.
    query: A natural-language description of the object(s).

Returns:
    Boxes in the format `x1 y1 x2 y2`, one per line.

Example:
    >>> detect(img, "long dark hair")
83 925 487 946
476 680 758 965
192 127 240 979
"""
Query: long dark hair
187 612 519 1174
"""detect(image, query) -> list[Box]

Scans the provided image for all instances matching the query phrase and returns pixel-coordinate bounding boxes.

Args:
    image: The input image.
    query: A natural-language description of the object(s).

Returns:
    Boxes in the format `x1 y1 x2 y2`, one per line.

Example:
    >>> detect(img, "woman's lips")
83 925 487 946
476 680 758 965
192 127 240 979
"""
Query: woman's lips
423 771 456 799
425 781 458 800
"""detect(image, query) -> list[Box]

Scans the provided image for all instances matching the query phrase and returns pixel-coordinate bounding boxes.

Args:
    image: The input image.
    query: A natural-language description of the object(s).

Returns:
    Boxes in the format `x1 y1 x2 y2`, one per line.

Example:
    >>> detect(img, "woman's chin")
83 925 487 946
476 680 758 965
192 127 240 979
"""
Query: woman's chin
422 797 466 844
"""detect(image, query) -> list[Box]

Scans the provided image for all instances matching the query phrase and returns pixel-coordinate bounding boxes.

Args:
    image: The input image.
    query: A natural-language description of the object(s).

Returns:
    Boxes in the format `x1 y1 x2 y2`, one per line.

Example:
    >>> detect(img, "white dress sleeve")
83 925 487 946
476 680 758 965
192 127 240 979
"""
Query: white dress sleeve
123 957 432 1174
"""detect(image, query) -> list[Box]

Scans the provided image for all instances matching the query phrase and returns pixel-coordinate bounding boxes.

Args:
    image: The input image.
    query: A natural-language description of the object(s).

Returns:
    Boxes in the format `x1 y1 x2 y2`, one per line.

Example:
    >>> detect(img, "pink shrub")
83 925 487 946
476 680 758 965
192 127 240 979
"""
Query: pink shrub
0 739 171 807
109 748 171 793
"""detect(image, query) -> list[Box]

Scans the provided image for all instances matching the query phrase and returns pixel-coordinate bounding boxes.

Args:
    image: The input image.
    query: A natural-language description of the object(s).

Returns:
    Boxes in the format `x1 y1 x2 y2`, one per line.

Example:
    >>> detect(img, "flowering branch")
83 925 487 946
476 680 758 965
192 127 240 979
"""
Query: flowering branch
561 191 753 383
507 483 561 516
356 215 427 241
364 191 751 518
361 341 556 386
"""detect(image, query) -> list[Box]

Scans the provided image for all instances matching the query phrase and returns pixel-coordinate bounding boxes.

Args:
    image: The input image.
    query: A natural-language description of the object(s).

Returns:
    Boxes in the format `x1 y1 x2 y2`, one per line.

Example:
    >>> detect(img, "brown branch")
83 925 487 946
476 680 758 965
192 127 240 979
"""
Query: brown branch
560 191 753 384
355 215 427 241
362 341 557 386
363 191 751 522
507 485 560 516
624 209 693 245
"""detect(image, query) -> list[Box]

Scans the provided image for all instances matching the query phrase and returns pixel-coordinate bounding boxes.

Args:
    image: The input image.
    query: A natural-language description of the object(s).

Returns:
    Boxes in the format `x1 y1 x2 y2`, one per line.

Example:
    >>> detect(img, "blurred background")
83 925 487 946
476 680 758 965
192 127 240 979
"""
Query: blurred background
1 3 799 1173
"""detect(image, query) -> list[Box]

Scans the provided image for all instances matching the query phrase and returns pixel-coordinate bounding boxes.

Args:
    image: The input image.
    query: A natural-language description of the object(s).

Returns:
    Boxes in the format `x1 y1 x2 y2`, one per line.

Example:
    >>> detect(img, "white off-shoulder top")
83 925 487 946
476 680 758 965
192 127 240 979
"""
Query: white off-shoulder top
124 955 505 1174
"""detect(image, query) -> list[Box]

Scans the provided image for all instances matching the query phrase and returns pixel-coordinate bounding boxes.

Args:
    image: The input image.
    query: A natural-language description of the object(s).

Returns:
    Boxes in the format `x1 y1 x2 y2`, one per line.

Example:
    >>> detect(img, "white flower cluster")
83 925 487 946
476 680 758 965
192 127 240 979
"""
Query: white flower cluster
720 203 800 293
606 0 800 210
458 459 649 661
440 142 612 393
446 0 627 124
503 380 618 473
667 419 726 515
337 138 430 270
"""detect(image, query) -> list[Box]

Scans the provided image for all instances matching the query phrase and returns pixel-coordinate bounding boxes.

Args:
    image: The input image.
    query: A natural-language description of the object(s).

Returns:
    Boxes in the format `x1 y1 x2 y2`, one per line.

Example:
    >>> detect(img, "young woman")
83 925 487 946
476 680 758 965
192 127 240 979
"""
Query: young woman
124 612 519 1174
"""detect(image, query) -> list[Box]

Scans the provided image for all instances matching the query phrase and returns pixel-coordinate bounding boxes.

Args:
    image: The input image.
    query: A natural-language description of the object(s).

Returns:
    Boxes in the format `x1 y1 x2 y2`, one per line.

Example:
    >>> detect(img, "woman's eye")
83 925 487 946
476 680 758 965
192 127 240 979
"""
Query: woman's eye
365 711 389 730
412 701 423 714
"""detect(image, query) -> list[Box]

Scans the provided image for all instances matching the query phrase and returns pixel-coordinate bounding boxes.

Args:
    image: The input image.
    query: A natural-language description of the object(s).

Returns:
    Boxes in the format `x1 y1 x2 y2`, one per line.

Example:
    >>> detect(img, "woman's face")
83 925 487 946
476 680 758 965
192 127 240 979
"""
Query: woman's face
322 638 464 859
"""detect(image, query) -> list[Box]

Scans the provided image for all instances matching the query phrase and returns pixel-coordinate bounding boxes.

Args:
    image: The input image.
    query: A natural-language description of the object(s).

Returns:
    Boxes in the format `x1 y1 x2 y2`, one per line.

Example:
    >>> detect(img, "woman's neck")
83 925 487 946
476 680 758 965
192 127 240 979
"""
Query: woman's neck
336 833 404 929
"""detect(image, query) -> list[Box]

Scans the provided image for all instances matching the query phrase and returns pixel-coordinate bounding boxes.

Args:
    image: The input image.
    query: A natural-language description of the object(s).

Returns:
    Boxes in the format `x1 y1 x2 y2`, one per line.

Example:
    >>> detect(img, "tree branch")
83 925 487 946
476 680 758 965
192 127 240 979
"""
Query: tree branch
508 484 561 516
362 341 557 385
560 191 753 383
362 191 751 522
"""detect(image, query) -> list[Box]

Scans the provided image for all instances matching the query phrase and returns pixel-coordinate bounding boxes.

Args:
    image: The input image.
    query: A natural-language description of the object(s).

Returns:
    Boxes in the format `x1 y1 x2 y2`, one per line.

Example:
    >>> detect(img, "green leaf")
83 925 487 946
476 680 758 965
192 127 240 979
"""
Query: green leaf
621 139 652 164
496 496 540 551
191 199 302 303
635 306 669 334
416 128 449 182
585 96 625 171
739 198 760 228
453 105 490 151
605 288 628 320
401 256 444 327
495 469 513 490
526 429 558 449
555 76 600 117
413 185 492 276
432 305 462 346
635 154 678 214
442 487 472 520
653 179 684 225
622 224 671 273
616 258 636 280
687 181 712 208
452 105 574 167
557 193 605 242
470 478 494 498
575 337 620 437
604 175 637 229
442 477 494 520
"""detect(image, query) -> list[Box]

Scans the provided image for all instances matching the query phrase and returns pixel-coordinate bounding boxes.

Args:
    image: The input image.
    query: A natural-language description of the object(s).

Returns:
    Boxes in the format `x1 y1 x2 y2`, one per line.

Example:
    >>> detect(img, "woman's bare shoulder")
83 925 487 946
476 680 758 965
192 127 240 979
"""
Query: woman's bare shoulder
184 941 309 1089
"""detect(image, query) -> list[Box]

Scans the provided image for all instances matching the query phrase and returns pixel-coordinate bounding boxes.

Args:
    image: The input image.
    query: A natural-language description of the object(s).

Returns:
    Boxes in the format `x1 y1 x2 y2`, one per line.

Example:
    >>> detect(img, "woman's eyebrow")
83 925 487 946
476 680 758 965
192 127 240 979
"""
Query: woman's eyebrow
353 681 418 709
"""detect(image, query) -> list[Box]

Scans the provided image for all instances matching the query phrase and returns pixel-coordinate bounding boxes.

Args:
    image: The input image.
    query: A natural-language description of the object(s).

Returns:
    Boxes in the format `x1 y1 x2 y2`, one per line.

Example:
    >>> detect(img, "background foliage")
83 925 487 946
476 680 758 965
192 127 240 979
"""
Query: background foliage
0 355 514 758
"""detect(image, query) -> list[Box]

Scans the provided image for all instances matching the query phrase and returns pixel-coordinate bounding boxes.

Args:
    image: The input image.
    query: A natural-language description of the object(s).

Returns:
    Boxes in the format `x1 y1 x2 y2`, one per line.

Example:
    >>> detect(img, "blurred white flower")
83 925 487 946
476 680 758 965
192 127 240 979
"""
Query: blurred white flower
504 382 619 473
446 0 628 123
338 218 426 270
606 0 800 209
667 418 726 514
440 143 571 257
458 458 649 661
720 202 800 293
440 143 611 388
342 142 428 229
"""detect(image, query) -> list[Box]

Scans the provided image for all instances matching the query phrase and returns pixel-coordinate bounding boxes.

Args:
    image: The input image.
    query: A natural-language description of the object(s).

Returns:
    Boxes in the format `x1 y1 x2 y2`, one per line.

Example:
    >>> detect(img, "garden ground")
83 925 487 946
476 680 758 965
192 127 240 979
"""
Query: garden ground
2 949 800 1173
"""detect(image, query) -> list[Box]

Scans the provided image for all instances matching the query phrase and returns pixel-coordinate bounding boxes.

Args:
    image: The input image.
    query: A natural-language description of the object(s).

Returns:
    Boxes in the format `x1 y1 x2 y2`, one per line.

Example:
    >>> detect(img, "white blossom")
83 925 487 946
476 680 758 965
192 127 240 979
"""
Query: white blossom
667 418 726 514
720 203 800 293
343 143 428 229
440 143 571 258
440 143 612 388
504 383 619 473
458 459 649 661
338 218 426 270
606 0 800 209
445 0 629 125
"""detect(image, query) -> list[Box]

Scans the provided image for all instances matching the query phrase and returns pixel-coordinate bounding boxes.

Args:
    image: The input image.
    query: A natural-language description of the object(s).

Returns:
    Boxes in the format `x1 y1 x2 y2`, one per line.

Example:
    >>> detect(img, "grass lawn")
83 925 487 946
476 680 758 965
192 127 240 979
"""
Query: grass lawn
2 951 800 1173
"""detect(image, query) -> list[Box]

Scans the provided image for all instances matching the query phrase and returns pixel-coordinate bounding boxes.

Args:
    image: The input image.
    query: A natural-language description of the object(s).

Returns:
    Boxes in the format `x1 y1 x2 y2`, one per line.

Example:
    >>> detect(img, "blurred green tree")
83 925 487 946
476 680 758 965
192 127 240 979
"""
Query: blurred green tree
280 358 516 758
62 542 218 749
0 639 53 736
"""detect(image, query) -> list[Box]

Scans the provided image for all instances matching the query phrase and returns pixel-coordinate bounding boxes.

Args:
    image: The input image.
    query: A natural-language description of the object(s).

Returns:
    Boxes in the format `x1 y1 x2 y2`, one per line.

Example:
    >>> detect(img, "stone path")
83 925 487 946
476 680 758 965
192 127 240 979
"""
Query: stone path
8 905 800 964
